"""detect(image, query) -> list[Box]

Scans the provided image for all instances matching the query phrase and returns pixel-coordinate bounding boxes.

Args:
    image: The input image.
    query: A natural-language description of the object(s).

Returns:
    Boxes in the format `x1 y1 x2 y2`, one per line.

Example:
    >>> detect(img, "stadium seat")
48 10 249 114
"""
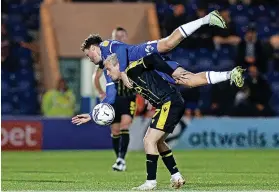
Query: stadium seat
195 49 214 71
199 85 212 110
16 69 35 82
1 102 14 114
8 3 22 14
235 24 249 38
10 33 28 42
7 14 22 25
1 80 10 98
13 47 32 60
233 15 250 26
269 81 279 115
17 80 32 91
252 5 270 18
19 58 32 68
217 58 235 71
9 23 27 32
215 48 235 70
230 4 250 17
270 7 279 23
25 14 40 29
257 24 273 40
208 3 221 12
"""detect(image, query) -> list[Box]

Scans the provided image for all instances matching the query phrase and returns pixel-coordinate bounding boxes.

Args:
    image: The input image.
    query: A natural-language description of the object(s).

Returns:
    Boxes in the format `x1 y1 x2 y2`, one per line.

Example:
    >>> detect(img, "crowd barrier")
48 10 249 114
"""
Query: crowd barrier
174 117 279 149
1 116 279 151
1 116 111 151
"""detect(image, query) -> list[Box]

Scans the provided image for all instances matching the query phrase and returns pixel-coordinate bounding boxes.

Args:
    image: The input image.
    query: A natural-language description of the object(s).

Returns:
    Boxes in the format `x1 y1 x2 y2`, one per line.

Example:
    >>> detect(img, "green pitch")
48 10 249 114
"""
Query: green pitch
2 150 279 191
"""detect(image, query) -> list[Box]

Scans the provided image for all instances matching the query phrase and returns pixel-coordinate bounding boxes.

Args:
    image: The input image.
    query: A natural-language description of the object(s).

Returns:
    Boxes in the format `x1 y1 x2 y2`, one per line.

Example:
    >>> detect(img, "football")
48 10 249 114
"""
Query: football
92 103 115 125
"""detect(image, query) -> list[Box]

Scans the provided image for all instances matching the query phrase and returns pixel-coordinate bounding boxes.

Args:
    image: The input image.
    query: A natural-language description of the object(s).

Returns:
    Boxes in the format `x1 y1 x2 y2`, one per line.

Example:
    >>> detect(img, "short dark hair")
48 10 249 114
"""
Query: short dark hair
81 34 103 51
115 27 127 33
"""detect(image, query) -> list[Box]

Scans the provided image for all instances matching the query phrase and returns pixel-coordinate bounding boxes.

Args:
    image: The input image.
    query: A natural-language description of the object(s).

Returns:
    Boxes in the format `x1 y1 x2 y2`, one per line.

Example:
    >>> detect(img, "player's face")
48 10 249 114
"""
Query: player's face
105 62 121 81
84 45 102 64
114 31 128 42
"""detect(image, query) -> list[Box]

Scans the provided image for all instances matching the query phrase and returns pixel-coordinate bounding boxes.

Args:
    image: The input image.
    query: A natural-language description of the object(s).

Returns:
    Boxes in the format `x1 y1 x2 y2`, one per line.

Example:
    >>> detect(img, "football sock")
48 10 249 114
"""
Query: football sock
146 154 159 180
111 134 120 158
179 14 210 38
119 129 130 159
160 150 179 175
206 71 230 84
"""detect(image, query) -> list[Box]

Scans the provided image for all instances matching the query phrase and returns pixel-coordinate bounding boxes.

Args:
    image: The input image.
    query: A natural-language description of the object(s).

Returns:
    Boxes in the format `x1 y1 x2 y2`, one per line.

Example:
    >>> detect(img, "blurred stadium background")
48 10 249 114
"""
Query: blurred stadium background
1 0 279 191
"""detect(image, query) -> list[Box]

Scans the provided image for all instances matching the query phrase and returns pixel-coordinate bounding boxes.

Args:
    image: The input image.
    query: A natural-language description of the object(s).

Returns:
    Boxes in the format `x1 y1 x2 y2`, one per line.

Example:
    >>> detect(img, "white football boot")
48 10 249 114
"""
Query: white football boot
112 157 126 172
230 66 245 87
209 10 227 28
170 172 186 189
132 180 157 191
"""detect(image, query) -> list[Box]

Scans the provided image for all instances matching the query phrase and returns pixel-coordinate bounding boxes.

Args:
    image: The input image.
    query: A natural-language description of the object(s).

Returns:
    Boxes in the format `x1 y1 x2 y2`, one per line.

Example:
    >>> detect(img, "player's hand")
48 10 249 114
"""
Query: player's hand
99 92 106 100
72 114 91 125
145 100 153 110
121 72 133 89
256 104 264 111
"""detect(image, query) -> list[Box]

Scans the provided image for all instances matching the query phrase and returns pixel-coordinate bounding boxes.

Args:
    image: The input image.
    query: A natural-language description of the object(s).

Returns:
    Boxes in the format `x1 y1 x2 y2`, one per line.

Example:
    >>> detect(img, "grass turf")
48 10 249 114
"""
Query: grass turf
1 150 279 191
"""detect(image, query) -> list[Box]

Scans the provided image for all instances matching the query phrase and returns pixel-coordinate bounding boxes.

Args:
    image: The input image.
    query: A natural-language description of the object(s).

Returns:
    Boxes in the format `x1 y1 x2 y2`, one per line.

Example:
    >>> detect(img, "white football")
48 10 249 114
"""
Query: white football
92 103 115 125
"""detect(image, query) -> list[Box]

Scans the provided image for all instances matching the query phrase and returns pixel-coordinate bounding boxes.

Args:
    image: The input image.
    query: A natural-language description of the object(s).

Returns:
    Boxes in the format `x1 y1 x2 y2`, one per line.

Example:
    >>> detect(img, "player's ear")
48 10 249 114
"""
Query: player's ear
116 62 120 68
90 45 95 51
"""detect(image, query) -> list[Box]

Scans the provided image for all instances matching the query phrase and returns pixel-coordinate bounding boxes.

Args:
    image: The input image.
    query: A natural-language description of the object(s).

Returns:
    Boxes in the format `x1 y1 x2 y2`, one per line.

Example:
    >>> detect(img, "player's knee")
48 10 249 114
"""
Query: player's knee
120 121 132 130
158 39 174 52
143 135 157 148
120 115 132 130
156 139 165 148
163 40 175 51
111 127 120 135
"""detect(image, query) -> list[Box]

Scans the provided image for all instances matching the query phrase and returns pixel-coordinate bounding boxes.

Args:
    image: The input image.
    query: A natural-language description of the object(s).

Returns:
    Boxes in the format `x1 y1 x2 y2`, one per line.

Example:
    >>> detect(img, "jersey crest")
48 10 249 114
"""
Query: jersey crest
101 40 110 47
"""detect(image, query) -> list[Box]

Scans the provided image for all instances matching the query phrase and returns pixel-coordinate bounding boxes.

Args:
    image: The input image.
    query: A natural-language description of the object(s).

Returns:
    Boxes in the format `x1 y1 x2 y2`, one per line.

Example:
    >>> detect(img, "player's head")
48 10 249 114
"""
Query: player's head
81 34 103 64
112 27 128 42
248 65 258 79
104 53 121 81
57 78 67 92
196 3 207 18
219 7 230 23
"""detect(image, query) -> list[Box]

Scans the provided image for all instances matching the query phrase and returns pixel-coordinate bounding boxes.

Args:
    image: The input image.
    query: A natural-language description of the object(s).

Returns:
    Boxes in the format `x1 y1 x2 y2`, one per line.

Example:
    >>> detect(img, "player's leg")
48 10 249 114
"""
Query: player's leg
119 115 132 159
133 94 185 190
112 114 133 171
157 139 185 189
172 66 245 88
110 123 120 158
157 10 226 53
113 97 136 171
111 99 122 171
142 54 245 88
132 128 166 190
156 95 185 189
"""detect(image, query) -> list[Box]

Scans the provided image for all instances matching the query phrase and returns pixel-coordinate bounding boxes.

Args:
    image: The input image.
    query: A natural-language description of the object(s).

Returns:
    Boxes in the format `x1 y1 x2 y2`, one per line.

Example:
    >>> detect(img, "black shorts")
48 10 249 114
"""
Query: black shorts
150 93 185 133
112 96 136 123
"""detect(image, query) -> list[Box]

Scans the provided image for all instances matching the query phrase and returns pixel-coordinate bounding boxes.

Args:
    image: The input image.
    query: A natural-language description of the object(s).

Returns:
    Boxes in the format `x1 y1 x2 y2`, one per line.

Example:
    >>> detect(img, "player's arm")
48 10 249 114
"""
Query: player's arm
93 67 106 99
86 74 117 123
101 72 117 104
72 73 117 126
143 54 180 77
115 45 128 72
114 45 133 88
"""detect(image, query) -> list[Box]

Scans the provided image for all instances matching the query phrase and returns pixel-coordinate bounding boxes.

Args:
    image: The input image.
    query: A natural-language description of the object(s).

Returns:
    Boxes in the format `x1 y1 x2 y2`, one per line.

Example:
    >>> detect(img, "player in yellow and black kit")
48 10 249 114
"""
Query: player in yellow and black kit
103 52 244 190
104 53 186 190
93 27 136 172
